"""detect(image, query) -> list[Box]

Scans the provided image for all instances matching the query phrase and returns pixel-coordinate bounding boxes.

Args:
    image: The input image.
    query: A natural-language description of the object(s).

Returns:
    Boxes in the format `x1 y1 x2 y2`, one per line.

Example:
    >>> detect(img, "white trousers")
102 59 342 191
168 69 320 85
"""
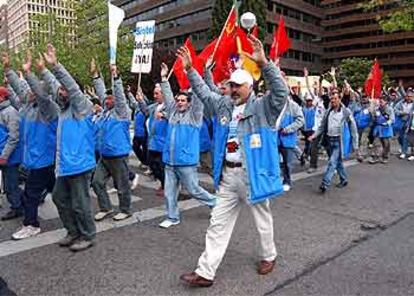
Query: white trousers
195 167 277 280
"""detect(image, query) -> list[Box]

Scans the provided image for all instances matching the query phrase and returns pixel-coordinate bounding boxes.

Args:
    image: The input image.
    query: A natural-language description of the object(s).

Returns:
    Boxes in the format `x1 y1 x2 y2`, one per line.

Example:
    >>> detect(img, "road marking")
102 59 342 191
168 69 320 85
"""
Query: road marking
0 160 358 258
38 192 142 220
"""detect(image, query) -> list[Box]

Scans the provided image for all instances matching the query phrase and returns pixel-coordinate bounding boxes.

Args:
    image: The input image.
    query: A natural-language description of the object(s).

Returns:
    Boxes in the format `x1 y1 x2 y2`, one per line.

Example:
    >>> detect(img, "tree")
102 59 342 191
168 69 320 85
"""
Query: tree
210 0 266 40
362 0 414 32
334 57 391 89
1 0 135 88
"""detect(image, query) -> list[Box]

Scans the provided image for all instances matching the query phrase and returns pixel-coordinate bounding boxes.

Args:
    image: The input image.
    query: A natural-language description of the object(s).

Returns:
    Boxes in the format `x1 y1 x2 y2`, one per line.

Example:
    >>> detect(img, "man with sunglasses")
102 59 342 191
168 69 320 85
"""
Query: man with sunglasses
310 88 359 193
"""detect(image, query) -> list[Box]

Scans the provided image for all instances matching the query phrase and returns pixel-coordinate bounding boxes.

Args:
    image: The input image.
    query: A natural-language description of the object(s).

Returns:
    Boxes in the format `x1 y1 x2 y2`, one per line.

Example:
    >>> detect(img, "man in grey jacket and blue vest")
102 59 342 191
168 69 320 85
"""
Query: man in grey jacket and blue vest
5 51 59 239
155 60 216 229
92 65 133 222
180 35 288 287
310 88 359 193
43 44 97 252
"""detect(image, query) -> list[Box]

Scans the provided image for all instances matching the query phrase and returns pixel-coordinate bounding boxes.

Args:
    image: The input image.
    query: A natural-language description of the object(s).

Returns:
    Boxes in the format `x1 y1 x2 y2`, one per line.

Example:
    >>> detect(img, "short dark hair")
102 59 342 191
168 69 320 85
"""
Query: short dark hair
176 91 192 102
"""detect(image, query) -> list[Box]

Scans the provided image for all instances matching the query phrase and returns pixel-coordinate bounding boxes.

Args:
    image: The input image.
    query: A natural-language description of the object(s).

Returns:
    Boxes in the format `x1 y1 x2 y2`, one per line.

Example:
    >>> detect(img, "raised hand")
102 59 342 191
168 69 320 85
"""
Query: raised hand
136 87 144 102
35 53 45 72
110 64 118 77
1 52 10 69
160 62 169 79
176 46 192 71
43 44 58 66
205 55 215 70
244 34 268 68
329 67 336 77
22 50 32 73
90 58 98 77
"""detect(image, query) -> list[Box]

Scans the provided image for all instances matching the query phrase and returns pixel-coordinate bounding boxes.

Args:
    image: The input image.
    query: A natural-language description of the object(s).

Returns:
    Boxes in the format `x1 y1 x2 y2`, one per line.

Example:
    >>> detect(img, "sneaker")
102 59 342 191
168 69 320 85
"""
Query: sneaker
408 156 414 161
143 168 152 176
1 209 23 221
94 210 114 221
12 225 41 240
58 234 79 247
319 184 327 193
107 188 117 194
112 212 132 221
381 158 389 164
399 154 406 159
283 184 291 192
130 173 140 190
69 239 94 252
307 167 317 174
159 219 180 229
368 157 379 164
336 181 348 188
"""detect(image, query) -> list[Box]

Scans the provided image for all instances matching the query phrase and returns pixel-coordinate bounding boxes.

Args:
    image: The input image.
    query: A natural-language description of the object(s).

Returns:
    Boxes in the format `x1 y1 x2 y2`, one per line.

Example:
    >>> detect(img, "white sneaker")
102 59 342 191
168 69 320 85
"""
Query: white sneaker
113 212 132 221
408 156 414 161
143 168 152 176
283 184 291 192
159 219 180 229
12 226 41 240
130 173 140 190
399 154 406 159
94 210 114 221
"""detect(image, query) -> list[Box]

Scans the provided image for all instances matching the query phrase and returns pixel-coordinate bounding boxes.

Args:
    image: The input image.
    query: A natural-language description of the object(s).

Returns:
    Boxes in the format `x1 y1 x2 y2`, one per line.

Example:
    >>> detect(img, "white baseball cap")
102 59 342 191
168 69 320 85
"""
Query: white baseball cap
228 69 254 86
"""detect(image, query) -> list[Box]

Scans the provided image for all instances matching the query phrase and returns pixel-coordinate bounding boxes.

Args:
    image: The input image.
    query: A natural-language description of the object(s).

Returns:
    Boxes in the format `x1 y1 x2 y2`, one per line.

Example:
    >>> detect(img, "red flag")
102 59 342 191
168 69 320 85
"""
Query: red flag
210 5 239 83
364 60 382 99
212 5 238 60
269 16 291 60
173 38 200 90
197 38 218 69
251 25 259 38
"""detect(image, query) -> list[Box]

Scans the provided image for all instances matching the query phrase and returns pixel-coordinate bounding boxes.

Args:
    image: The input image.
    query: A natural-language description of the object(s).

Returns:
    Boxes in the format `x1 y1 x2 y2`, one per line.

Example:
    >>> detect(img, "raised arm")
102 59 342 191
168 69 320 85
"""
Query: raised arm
3 53 29 106
204 57 221 94
90 58 106 105
252 37 288 125
6 83 20 110
160 62 175 114
23 53 59 120
44 44 92 117
111 65 129 119
177 46 222 114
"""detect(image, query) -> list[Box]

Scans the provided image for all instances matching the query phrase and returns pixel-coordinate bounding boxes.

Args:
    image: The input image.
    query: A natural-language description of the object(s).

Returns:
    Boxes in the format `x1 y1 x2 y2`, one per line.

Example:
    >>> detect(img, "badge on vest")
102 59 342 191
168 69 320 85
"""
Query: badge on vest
363 109 369 115
220 116 228 125
250 134 262 149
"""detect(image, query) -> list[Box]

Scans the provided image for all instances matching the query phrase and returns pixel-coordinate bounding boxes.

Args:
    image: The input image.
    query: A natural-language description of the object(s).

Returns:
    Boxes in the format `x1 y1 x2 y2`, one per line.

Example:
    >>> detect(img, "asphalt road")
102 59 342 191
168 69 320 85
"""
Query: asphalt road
0 157 413 296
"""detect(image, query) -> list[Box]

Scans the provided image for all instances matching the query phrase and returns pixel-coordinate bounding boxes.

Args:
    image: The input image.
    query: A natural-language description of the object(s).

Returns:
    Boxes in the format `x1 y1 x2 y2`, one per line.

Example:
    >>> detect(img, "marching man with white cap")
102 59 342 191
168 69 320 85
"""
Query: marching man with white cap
179 35 288 287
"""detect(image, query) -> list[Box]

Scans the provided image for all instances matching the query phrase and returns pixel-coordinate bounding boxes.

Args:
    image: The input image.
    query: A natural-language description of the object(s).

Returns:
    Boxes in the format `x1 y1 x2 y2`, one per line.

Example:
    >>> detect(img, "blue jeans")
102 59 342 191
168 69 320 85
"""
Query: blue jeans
164 165 216 222
279 147 293 186
398 128 409 154
322 137 347 187
2 165 23 211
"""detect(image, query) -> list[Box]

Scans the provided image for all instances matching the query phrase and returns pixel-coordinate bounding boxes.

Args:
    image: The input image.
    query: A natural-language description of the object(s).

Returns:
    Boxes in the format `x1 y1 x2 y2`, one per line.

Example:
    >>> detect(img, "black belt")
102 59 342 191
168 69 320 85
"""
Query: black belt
328 136 340 140
225 161 242 168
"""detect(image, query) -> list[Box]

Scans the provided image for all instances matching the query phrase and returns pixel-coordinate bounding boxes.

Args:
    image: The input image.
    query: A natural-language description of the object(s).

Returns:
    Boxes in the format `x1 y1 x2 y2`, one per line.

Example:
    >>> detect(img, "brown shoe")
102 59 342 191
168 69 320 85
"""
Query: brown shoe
257 260 276 275
155 187 164 197
180 272 213 287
